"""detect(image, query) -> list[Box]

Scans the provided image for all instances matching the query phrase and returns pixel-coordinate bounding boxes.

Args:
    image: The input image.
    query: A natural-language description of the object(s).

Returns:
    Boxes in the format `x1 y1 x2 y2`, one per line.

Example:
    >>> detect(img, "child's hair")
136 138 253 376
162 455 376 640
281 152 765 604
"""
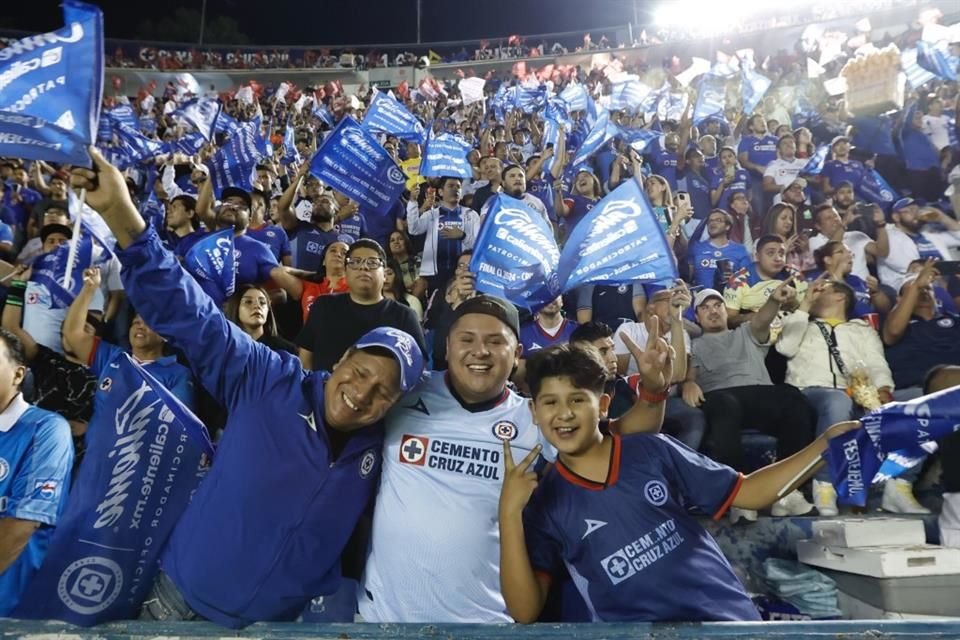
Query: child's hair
525 344 608 399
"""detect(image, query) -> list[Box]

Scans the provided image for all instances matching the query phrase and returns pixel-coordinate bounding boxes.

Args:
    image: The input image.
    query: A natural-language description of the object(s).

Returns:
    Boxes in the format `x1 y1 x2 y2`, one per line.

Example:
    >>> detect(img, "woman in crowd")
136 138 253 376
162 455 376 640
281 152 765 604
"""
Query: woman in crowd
382 262 424 321
794 127 815 159
224 284 297 354
386 229 425 299
645 174 674 232
554 168 603 236
296 240 349 322
760 202 814 271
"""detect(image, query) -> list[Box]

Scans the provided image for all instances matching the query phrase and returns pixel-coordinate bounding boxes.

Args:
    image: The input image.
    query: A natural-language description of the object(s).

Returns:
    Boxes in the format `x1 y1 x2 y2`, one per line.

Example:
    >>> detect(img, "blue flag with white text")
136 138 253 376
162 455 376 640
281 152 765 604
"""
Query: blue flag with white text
857 169 899 211
571 111 621 168
203 121 264 195
99 123 164 170
13 354 213 626
557 178 678 290
282 123 301 166
173 97 221 141
0 0 104 165
542 118 563 174
31 220 113 309
610 80 652 115
827 386 960 507
694 75 727 124
420 132 473 179
470 194 562 309
362 91 426 143
741 67 771 115
184 228 236 305
309 116 406 215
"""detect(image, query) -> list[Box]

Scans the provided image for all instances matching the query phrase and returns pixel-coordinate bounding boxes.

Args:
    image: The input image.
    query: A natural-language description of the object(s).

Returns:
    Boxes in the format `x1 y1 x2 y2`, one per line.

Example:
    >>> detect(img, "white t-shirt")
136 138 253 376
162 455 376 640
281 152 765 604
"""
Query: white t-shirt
359 372 554 622
922 114 952 152
809 231 873 281
23 280 106 354
763 158 808 190
612 321 691 377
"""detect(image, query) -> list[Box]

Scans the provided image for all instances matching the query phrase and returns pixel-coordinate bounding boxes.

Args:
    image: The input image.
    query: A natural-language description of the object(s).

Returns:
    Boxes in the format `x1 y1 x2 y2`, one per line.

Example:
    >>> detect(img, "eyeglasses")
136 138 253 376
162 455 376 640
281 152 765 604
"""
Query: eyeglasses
345 257 385 271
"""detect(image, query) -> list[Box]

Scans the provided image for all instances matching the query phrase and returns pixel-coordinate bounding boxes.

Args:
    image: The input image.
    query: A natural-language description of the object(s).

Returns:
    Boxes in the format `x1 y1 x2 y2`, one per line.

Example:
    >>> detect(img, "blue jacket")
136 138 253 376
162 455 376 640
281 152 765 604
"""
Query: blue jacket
116 225 384 627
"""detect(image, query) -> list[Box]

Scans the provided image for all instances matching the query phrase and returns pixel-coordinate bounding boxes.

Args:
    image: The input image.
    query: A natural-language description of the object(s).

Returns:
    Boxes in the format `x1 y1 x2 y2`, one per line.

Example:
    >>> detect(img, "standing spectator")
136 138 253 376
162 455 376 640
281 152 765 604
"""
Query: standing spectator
922 97 953 153
808 203 889 282
777 178 815 232
688 210 751 290
763 134 807 195
710 147 750 208
901 104 946 202
518 296 578 356
0 329 72 616
877 199 960 291
277 163 350 272
224 284 297 354
246 188 291 265
820 136 866 196
738 114 778 215
382 262 423 321
292 240 350 322
480 164 550 224
385 230 425 299
678 148 713 221
688 286 816 521
297 239 425 372
406 178 479 293
645 174 675 232
554 169 601 236
163 194 205 257
471 156 504 214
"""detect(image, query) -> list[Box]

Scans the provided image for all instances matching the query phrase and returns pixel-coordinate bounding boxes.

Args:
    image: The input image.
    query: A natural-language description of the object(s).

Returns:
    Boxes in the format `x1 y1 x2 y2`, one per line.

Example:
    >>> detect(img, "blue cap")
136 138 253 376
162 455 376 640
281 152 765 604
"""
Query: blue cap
354 327 424 392
892 197 916 212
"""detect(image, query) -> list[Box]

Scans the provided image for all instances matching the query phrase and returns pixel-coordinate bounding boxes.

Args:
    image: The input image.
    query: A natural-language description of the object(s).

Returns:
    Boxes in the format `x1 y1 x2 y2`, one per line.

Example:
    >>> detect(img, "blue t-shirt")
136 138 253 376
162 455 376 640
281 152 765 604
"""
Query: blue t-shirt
901 127 940 171
528 177 556 223
649 148 679 190
576 284 642 329
689 240 751 289
738 134 778 173
234 234 280 286
519 318 578 355
847 274 873 319
361 201 403 250
709 169 750 207
0 402 73 615
821 159 866 191
677 168 711 221
523 434 759 622
336 213 367 245
288 223 342 273
90 340 196 414
246 223 291 262
563 194 597 233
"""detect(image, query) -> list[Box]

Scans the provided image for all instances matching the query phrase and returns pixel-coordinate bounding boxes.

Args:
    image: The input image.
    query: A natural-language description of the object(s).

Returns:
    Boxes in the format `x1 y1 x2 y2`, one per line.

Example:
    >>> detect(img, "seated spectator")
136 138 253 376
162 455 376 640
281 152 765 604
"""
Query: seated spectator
778 178 815 231
775 279 897 515
297 239 426 372
809 203 889 282
814 241 891 318
519 296 578 356
687 210 751 290
294 240 350 322
725 234 807 328
0 329 73 616
480 163 551 225
386 229 426 299
406 178 479 294
224 284 296 355
905 258 959 315
877 198 960 291
763 134 807 196
382 262 423 321
569 321 638 419
759 203 814 272
689 286 816 521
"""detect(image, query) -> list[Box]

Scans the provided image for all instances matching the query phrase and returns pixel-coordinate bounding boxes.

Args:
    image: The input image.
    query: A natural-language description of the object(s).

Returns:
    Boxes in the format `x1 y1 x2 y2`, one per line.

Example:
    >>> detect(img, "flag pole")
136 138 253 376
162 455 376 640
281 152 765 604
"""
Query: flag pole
63 188 86 291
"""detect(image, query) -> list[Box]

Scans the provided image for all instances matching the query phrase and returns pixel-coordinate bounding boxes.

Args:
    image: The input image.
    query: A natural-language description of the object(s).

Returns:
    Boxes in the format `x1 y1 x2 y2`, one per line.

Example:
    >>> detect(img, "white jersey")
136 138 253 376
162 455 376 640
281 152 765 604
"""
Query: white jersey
359 372 551 622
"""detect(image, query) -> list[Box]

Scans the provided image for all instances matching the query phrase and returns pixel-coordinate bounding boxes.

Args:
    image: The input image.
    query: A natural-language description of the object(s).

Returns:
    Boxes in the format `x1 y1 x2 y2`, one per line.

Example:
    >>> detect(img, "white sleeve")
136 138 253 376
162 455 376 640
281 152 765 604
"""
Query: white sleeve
161 164 183 199
463 208 480 249
406 202 432 236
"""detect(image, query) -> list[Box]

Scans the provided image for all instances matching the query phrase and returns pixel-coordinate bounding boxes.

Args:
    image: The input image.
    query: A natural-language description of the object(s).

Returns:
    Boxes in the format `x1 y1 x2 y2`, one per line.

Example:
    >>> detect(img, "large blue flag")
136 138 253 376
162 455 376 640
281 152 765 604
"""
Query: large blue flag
104 104 138 132
570 111 620 169
545 98 572 131
312 102 336 128
851 115 897 157
639 82 670 116
621 127 661 154
213 111 243 137
857 169 899 210
610 79 652 115
741 67 771 115
13 354 213 626
916 40 959 82
0 0 103 165
470 194 562 309
162 131 206 157
900 47 938 90
31 220 113 309
827 386 960 507
802 144 830 176
693 75 727 125
557 178 678 290
184 228 236 306
513 85 547 114
173 97 221 141
282 122 301 166
204 121 264 195
420 132 472 179
99 123 164 170
362 90 426 144
309 116 406 215
560 83 589 113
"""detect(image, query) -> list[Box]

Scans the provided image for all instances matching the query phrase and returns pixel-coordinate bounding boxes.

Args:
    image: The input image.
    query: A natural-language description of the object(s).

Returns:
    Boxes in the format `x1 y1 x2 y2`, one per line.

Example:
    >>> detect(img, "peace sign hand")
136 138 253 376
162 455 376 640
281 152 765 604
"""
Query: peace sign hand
499 441 542 518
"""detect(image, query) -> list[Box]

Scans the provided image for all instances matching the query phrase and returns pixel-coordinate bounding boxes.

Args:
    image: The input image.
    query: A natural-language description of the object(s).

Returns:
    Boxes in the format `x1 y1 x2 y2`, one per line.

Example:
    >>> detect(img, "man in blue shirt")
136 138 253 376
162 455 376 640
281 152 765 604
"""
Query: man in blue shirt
677 148 712 221
688 210 751 290
738 115 778 217
820 136 866 196
648 133 680 190
69 148 426 628
245 188 291 266
0 328 73 615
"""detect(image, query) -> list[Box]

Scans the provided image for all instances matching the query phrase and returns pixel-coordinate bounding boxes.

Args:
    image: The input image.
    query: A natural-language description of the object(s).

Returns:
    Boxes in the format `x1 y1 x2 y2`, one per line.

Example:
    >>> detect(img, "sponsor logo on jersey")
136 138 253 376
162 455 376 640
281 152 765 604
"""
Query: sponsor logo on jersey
57 556 124 615
399 434 429 465
938 317 955 329
601 518 685 585
359 449 377 478
399 434 503 480
99 377 112 392
34 479 58 500
492 420 518 442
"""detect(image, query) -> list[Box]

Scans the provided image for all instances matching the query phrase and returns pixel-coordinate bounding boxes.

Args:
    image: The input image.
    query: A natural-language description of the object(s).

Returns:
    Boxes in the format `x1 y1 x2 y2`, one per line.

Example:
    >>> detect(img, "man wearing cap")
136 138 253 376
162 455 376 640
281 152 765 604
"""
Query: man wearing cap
820 136 865 196
686 285 816 521
809 203 889 282
70 147 426 627
878 198 960 291
359 293 673 622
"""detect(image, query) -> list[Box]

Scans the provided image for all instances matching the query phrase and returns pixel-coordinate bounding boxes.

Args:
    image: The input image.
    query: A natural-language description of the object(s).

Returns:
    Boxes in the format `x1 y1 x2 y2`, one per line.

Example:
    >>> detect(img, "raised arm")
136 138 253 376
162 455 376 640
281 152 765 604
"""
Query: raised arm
277 162 309 233
750 278 796 343
195 173 217 229
609 317 671 436
62 268 101 365
1 270 38 361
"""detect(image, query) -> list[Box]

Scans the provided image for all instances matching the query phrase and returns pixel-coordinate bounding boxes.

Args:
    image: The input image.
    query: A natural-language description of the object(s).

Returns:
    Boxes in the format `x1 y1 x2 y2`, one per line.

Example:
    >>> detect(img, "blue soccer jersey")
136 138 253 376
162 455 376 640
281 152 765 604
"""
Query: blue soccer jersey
519 318 578 355
0 396 73 615
247 223 291 262
523 433 760 622
689 240 751 290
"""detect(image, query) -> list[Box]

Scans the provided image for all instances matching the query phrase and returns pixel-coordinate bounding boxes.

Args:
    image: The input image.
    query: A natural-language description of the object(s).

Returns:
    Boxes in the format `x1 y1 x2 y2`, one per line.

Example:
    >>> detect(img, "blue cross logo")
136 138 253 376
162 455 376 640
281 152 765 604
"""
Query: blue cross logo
403 439 423 460
78 574 104 597
606 556 629 578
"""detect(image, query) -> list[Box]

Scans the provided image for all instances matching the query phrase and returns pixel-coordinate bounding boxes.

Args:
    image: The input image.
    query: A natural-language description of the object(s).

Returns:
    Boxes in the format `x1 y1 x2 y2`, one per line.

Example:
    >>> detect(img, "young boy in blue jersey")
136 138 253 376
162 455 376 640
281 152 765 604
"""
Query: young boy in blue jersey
499 344 859 623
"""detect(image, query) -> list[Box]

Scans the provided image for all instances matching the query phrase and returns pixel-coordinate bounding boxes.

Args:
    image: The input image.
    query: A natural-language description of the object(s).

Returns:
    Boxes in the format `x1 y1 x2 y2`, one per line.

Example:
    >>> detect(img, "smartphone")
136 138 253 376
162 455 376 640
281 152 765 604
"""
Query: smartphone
935 261 960 277
725 165 735 179
676 191 690 207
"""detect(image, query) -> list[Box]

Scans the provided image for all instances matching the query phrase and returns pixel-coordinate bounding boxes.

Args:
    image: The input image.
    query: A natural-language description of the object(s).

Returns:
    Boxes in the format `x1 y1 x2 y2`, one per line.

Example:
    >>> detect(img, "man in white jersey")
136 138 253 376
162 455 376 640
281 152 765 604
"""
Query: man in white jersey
359 295 674 622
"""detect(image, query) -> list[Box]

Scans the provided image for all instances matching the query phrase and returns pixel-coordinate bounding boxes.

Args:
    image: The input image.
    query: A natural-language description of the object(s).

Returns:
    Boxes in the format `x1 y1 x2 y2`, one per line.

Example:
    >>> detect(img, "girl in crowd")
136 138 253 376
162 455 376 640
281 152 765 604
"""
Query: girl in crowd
383 262 424 321
224 284 297 354
386 230 426 300
760 203 814 272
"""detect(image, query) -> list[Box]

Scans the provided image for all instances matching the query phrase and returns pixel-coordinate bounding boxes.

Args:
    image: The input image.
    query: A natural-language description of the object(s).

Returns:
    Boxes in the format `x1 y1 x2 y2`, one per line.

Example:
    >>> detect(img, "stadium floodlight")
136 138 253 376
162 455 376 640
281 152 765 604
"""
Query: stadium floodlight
654 0 809 34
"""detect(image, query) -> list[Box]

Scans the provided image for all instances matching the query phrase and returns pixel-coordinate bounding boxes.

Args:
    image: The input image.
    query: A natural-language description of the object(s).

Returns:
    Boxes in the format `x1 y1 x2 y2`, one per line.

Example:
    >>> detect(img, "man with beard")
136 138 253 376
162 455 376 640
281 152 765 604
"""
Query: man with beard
277 163 353 272
688 210 751 290
808 203 888 282
479 164 550 226
878 198 960 290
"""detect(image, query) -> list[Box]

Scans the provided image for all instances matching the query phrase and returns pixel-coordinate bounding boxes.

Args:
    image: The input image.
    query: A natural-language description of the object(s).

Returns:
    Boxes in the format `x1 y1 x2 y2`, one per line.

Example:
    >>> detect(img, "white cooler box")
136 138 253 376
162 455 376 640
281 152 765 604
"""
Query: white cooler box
812 519 925 548
797 541 960 578
824 569 960 617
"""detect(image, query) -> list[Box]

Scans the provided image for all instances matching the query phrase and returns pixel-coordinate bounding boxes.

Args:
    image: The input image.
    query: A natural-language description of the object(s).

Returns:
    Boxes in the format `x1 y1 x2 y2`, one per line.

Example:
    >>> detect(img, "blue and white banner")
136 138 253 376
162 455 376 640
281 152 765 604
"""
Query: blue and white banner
693 75 727 125
103 104 137 132
900 47 938 89
173 97 221 141
282 123 301 166
570 110 620 169
213 111 243 137
203 121 264 195
162 131 206 157
827 386 960 506
741 67 771 115
420 132 472 179
610 79 651 115
857 169 898 210
470 195 562 309
545 98 572 131
312 102 336 128
559 83 589 113
513 85 547 114
99 123 164 170
309 116 406 215
541 118 562 174
557 178 678 289
31 220 113 308
659 91 686 122
13 354 213 626
0 0 104 165
621 127 661 154
639 82 670 116
362 91 426 144
916 40 959 82
184 228 236 305
802 144 830 176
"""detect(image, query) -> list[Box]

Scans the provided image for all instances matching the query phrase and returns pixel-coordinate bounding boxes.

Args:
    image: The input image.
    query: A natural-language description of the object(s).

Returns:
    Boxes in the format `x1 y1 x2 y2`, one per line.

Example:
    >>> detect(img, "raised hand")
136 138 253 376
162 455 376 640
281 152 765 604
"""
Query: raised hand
82 267 101 290
622 316 675 395
499 441 542 517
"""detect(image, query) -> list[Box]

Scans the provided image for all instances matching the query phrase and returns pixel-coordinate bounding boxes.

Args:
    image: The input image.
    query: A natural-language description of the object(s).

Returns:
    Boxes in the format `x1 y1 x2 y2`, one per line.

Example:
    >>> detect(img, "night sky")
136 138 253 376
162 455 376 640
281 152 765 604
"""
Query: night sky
2 0 653 46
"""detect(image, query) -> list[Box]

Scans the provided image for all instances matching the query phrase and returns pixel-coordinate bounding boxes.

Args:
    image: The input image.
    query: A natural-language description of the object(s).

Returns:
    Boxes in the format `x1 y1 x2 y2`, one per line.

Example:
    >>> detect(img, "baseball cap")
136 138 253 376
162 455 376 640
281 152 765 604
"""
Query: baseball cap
892 197 916 212
694 288 724 309
354 327 425 393
220 186 252 209
41 223 73 243
830 135 852 148
782 177 807 192
451 295 520 340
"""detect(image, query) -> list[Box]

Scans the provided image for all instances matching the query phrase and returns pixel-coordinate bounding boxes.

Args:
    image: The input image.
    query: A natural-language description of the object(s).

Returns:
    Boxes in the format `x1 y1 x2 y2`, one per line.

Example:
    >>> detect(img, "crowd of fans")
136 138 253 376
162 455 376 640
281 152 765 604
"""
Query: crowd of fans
1 7 960 628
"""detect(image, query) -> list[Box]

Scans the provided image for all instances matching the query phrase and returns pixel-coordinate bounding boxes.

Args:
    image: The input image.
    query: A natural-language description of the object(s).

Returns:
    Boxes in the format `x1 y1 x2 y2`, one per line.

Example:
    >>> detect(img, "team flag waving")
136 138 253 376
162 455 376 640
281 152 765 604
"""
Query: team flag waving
361 90 426 143
173 97 222 141
419 132 473 179
184 228 236 306
31 220 114 309
0 0 104 165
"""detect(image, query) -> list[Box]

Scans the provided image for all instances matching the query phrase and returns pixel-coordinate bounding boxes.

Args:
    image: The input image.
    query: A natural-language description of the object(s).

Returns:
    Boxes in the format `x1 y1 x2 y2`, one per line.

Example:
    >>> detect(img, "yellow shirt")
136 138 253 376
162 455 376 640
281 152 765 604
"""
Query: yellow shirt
401 158 425 190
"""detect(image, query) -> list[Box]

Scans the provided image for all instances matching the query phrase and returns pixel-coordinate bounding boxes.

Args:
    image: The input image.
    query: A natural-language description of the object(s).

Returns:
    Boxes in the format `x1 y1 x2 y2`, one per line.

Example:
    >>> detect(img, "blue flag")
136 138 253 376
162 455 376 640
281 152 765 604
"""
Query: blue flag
513 85 547 114
639 82 670 116
827 386 960 507
99 123 164 170
560 83 589 113
104 104 138 131
420 132 472 179
31 220 112 308
0 0 103 165
857 169 899 210
282 123 301 167
571 111 620 169
610 80 651 115
173 97 221 141
851 116 897 156
541 118 563 174
741 67 771 115
901 47 938 89
309 116 406 215
138 116 157 136
213 111 243 137
802 144 830 175
184 228 236 305
163 131 206 157
312 102 336 128
916 40 959 82
362 91 426 143
621 127 661 154
470 195 562 309
13 354 213 625
694 75 727 124
557 178 678 290
545 98 572 131
203 121 263 195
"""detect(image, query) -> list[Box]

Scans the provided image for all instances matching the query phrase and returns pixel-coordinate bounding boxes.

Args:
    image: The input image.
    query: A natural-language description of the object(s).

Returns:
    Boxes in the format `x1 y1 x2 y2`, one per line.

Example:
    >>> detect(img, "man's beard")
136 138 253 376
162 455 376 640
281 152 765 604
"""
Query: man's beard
313 210 334 224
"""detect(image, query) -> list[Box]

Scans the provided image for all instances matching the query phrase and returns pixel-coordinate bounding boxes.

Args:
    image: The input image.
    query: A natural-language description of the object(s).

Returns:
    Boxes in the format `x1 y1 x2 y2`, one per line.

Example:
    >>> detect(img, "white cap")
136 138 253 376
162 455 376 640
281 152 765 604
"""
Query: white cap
694 288 724 309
